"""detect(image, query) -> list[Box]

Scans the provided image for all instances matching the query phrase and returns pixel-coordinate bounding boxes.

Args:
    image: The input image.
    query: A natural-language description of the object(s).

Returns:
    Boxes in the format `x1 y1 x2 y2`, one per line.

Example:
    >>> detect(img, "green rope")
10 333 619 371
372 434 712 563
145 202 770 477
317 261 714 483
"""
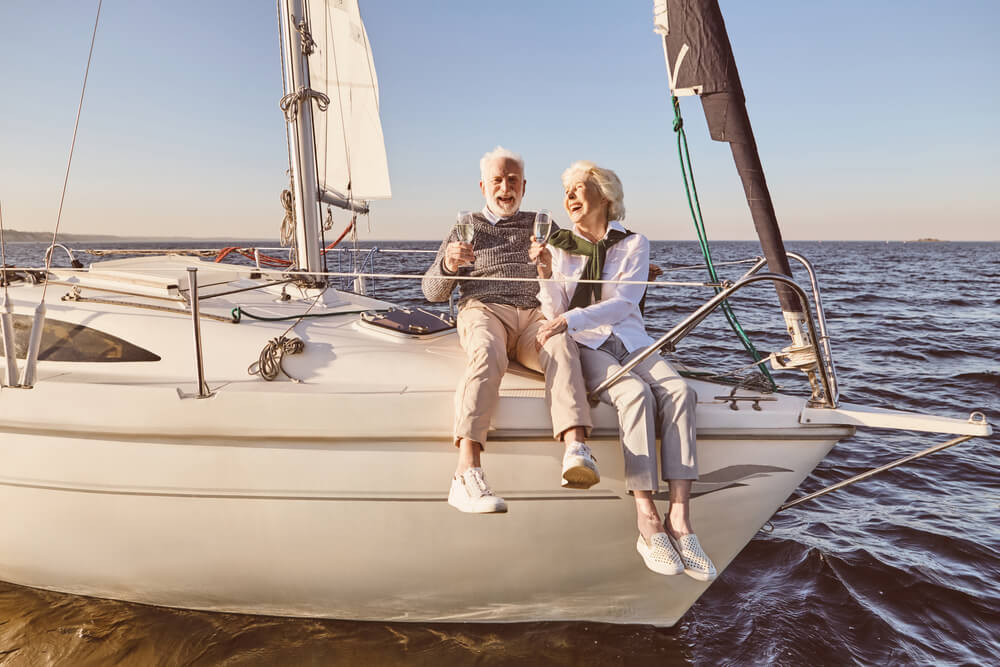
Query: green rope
670 96 776 390
231 307 374 323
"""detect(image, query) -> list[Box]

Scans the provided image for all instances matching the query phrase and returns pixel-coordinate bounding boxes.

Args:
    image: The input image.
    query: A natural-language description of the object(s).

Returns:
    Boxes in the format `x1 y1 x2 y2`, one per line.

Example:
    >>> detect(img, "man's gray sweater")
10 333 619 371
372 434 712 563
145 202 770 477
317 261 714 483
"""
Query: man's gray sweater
422 211 545 309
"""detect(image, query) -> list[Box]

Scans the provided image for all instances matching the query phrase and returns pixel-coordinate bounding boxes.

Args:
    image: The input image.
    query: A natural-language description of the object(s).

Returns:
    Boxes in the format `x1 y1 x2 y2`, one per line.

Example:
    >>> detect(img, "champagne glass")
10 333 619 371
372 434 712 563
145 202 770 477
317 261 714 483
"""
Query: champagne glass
533 209 552 243
455 210 475 243
454 210 475 266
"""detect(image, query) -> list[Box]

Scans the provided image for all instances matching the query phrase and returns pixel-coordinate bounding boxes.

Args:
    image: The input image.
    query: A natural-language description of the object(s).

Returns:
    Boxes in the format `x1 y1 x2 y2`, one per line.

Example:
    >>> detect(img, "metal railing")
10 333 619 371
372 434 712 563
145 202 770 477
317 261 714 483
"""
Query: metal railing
786 252 838 404
35 246 840 406
587 267 839 409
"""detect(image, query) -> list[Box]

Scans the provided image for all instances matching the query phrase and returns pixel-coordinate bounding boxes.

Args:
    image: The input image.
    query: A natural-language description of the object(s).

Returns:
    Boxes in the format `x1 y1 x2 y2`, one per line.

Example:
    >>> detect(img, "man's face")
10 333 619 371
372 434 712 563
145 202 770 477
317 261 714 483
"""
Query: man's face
480 158 525 217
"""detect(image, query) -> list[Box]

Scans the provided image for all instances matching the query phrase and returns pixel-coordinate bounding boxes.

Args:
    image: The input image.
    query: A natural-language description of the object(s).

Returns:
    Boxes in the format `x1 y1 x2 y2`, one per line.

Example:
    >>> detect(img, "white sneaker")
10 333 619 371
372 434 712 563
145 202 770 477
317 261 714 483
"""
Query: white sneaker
447 467 507 514
561 441 600 489
636 533 684 576
668 533 717 582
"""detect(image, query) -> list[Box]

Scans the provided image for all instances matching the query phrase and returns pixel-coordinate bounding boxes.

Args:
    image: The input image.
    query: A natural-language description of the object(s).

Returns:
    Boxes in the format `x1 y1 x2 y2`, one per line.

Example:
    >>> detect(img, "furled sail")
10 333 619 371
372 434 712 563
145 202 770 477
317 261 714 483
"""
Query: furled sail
653 0 803 317
306 0 391 204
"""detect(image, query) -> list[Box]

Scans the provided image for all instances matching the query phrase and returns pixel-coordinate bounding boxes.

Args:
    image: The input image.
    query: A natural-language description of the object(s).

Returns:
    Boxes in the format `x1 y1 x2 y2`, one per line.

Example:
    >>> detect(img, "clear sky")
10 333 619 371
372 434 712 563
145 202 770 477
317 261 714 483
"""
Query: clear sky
1 1 997 241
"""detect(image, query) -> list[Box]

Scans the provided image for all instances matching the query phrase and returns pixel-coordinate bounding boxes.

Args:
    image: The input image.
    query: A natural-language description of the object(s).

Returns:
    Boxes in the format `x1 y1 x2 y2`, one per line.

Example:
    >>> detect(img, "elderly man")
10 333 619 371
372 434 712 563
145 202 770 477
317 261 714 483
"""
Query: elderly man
423 146 597 513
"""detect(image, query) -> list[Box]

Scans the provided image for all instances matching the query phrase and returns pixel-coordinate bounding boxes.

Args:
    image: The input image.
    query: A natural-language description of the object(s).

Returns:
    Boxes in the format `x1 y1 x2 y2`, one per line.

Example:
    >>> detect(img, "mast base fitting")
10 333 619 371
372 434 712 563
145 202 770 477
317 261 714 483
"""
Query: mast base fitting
770 344 818 371
283 270 326 289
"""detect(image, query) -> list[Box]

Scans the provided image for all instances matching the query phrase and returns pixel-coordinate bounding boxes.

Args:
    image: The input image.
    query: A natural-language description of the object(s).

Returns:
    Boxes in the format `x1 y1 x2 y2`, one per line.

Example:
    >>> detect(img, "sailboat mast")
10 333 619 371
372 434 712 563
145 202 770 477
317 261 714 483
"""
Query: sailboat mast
654 0 808 340
278 0 323 279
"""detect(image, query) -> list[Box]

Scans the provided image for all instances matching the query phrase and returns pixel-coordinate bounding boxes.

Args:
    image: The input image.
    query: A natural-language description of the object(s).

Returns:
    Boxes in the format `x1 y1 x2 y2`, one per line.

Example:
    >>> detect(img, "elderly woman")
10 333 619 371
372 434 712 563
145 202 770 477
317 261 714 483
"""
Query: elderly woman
530 160 716 581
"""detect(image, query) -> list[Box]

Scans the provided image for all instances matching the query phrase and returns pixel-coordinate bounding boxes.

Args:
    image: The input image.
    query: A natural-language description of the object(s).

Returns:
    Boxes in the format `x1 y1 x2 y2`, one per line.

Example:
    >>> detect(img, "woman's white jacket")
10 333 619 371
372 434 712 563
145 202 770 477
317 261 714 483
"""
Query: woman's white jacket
537 220 655 353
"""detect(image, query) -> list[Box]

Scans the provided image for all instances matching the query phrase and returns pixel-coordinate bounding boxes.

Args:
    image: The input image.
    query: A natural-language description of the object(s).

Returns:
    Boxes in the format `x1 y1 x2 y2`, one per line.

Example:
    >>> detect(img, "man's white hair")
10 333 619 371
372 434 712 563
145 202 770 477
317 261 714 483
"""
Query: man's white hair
479 146 524 182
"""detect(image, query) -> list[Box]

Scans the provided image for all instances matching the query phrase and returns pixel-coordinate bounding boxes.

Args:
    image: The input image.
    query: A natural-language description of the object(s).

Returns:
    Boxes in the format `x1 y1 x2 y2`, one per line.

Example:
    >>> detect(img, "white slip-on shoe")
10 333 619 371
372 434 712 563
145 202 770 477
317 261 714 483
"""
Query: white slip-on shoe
561 441 600 489
669 533 717 582
636 533 684 576
447 467 508 514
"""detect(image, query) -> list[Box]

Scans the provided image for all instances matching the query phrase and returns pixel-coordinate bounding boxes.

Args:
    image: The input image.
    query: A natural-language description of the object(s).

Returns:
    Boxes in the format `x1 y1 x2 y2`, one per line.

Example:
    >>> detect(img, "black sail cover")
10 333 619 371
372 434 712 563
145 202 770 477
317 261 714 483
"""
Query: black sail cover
654 0 804 316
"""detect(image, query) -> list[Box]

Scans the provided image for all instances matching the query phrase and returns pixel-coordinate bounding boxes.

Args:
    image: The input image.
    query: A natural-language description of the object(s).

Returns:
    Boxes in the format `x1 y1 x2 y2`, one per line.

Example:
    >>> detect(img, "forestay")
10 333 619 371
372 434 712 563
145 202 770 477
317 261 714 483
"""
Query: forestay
306 0 391 203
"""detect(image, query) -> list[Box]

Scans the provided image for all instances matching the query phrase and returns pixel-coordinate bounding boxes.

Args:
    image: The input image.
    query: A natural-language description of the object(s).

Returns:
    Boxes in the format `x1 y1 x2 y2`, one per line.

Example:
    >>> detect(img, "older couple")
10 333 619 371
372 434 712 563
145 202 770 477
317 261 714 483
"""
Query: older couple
422 148 715 581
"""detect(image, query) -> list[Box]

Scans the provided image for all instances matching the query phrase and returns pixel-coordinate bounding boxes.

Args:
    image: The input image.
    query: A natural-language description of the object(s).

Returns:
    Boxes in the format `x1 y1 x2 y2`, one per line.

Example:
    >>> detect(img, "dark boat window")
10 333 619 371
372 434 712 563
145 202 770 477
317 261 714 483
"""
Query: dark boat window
0 314 160 362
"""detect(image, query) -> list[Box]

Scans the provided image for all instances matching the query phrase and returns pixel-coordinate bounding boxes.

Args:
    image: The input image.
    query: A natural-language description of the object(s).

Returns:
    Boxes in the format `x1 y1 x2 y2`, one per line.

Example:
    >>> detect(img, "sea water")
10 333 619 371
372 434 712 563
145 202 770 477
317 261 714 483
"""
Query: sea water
0 240 997 665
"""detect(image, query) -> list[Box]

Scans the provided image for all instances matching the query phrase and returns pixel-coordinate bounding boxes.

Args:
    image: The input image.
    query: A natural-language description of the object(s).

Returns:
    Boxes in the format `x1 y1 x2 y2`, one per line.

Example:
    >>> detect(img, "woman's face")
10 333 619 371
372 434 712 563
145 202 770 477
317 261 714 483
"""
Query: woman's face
563 175 608 226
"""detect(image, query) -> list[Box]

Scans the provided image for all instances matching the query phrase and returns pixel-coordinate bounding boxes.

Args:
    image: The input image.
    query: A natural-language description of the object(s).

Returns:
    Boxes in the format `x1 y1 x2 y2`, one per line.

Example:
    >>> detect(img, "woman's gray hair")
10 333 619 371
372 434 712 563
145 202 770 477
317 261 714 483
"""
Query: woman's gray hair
480 146 524 182
561 160 625 222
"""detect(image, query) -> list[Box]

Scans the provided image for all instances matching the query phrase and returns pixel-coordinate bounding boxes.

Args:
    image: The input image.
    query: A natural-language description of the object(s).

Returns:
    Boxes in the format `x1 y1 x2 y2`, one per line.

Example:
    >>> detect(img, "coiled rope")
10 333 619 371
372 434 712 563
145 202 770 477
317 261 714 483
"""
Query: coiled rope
670 95 776 390
279 185 296 248
248 335 305 382
245 278 333 381
278 87 330 121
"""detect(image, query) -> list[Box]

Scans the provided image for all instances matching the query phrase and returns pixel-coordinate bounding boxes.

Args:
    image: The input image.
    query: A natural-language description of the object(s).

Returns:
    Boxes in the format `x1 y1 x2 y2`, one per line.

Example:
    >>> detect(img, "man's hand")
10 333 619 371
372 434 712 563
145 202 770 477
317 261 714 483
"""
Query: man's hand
443 241 475 273
529 240 552 278
536 315 568 349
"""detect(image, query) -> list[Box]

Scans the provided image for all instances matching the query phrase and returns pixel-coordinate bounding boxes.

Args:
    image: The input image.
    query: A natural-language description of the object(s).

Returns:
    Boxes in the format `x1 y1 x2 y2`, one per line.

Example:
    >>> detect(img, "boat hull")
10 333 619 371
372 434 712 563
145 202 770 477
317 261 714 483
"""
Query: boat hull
0 426 844 626
0 268 852 625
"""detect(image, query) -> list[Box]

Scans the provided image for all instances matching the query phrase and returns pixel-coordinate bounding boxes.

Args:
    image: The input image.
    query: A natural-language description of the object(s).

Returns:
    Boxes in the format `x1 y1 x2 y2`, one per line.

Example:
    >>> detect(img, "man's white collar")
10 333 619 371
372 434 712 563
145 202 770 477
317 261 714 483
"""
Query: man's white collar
482 205 519 225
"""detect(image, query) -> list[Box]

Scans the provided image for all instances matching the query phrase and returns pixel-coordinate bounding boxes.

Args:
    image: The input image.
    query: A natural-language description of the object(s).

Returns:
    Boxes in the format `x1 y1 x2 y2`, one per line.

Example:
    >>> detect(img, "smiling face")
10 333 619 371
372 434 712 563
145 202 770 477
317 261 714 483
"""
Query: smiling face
480 157 525 217
563 173 609 227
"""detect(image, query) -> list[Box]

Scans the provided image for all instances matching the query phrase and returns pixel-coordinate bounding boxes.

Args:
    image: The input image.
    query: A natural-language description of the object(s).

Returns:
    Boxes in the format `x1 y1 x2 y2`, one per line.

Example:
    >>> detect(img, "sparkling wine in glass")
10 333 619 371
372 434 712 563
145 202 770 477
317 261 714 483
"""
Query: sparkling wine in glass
455 210 475 243
455 210 475 266
533 209 552 243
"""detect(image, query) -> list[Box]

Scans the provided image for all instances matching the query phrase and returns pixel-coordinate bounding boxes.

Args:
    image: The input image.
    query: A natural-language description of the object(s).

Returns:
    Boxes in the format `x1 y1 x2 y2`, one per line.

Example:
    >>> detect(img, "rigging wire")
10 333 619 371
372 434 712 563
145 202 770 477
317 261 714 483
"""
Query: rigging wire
0 200 15 387
670 95 776 390
40 0 103 303
319 2 363 281
0 201 8 286
25 263 718 288
322 0 354 207
276 0 298 250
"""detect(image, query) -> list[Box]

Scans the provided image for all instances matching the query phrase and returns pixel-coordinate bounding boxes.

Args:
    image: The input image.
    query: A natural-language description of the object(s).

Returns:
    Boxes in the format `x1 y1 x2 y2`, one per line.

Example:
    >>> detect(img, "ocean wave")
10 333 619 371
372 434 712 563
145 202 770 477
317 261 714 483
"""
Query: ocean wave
685 537 1000 665
950 370 1000 388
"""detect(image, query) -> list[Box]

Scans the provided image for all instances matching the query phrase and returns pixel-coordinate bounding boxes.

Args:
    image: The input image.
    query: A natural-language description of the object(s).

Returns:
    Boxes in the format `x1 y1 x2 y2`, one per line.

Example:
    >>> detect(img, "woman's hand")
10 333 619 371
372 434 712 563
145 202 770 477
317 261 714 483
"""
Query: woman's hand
535 315 568 349
529 240 552 278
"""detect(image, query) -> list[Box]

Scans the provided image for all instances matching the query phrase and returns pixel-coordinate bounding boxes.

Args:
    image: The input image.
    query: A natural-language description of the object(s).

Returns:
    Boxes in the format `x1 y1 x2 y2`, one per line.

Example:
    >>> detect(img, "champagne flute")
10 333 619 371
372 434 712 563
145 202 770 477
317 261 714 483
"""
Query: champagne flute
533 209 552 243
454 210 475 266
455 210 475 243
532 209 552 268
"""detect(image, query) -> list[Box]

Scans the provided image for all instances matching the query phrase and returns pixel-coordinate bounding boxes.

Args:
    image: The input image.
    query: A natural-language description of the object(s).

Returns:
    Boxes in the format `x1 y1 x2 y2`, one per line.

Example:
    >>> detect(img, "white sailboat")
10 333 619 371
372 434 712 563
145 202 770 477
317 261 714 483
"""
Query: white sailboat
0 0 989 627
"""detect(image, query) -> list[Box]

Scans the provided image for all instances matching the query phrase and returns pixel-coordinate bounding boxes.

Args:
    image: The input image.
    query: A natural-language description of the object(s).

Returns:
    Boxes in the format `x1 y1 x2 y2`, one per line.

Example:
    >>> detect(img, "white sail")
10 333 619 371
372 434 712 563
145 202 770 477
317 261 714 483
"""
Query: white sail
307 0 391 202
